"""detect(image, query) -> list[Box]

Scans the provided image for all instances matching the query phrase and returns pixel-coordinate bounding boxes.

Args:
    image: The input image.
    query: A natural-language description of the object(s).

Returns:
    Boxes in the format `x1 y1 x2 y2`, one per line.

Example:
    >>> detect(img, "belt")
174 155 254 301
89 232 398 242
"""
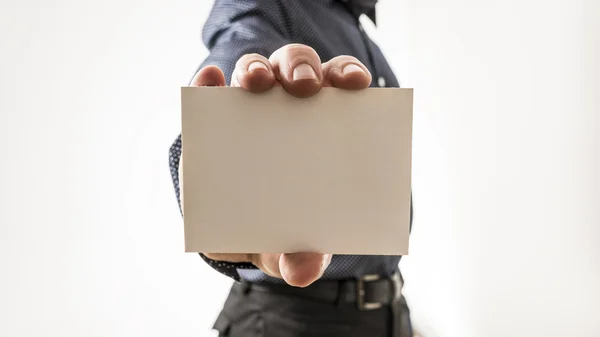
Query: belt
242 270 404 311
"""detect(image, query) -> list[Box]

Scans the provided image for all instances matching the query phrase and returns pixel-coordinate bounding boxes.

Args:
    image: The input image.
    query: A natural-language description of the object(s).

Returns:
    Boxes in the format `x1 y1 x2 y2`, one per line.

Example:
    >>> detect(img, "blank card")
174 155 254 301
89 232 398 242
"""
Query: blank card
181 86 413 255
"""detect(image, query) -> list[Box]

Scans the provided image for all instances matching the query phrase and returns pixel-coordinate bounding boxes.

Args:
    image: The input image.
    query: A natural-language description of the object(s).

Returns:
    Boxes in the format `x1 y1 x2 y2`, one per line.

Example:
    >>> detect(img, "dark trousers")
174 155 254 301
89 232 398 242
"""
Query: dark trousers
213 280 413 337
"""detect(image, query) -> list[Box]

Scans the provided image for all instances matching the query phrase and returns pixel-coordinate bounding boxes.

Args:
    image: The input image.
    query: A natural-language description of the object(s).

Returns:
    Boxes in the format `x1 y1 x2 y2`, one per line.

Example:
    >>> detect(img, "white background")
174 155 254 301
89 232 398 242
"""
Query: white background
0 0 598 336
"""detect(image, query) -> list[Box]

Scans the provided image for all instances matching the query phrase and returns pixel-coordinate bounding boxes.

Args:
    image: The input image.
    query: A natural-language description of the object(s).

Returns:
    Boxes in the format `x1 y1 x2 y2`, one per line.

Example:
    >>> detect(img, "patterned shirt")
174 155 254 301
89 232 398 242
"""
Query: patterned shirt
169 0 413 282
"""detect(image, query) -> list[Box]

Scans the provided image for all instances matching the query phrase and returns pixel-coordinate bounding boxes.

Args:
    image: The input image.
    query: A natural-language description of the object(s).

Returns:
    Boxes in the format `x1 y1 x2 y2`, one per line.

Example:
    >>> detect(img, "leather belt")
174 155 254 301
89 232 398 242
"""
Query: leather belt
242 270 404 311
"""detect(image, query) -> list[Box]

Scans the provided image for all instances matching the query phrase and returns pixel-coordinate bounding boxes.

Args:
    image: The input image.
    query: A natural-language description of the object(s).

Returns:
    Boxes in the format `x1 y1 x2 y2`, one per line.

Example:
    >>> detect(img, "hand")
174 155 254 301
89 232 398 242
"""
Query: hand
190 43 372 287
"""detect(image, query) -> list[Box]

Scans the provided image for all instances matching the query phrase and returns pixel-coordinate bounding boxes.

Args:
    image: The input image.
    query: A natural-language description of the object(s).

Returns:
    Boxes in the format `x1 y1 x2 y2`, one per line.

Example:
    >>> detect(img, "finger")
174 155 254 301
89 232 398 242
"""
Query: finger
190 65 226 87
253 253 284 279
321 55 372 89
269 44 323 98
231 53 276 93
203 253 253 263
279 253 332 287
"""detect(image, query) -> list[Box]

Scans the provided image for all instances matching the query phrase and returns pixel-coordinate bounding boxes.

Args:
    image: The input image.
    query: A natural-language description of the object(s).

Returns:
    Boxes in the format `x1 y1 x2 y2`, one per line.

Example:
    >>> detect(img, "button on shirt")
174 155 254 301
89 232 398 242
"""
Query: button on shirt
169 0 413 283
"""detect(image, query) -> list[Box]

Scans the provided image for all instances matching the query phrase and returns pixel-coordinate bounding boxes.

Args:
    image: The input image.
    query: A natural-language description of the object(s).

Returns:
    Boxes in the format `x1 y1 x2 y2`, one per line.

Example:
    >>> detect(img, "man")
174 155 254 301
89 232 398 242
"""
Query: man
169 0 415 336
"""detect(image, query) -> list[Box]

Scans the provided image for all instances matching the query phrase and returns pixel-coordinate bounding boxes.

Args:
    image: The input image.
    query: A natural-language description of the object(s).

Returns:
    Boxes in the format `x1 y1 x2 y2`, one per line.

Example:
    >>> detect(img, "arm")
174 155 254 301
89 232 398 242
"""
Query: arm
170 1 290 281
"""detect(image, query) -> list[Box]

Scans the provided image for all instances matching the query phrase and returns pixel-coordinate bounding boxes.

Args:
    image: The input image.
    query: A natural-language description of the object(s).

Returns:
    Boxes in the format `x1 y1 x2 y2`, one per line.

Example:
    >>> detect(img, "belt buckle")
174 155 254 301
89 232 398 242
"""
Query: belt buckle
356 274 383 310
391 270 403 302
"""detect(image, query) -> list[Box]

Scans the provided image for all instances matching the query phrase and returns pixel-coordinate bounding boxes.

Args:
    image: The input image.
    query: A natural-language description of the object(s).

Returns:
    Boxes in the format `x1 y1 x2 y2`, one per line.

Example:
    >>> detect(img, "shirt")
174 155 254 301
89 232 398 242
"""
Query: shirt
168 0 413 283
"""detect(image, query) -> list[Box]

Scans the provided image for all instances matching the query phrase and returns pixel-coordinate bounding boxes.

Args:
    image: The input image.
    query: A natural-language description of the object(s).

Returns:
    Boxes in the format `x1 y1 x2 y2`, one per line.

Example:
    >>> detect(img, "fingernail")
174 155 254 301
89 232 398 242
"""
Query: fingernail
248 61 269 73
293 63 317 81
342 63 364 75
321 254 332 272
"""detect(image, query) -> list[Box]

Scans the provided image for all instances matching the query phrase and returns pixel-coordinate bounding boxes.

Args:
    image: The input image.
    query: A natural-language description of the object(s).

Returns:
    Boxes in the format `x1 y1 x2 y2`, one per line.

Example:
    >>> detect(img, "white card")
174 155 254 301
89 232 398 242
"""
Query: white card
181 86 413 255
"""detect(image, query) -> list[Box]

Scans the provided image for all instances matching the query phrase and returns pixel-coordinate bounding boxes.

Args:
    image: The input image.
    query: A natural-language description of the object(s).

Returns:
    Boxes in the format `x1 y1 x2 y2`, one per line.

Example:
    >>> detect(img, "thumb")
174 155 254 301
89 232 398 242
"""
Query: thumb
279 253 332 287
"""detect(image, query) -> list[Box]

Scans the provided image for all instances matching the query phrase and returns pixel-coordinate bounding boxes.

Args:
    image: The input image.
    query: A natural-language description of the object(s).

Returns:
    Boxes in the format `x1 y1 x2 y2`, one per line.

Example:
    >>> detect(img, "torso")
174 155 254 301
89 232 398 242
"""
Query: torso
173 0 407 283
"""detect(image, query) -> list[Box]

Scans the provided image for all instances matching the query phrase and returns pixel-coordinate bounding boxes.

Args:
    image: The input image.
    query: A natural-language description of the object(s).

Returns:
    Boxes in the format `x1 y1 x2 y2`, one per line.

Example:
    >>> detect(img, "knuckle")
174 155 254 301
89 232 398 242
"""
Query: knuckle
331 55 363 67
236 53 266 67
273 43 320 63
240 53 264 62
284 43 317 54
245 52 263 58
